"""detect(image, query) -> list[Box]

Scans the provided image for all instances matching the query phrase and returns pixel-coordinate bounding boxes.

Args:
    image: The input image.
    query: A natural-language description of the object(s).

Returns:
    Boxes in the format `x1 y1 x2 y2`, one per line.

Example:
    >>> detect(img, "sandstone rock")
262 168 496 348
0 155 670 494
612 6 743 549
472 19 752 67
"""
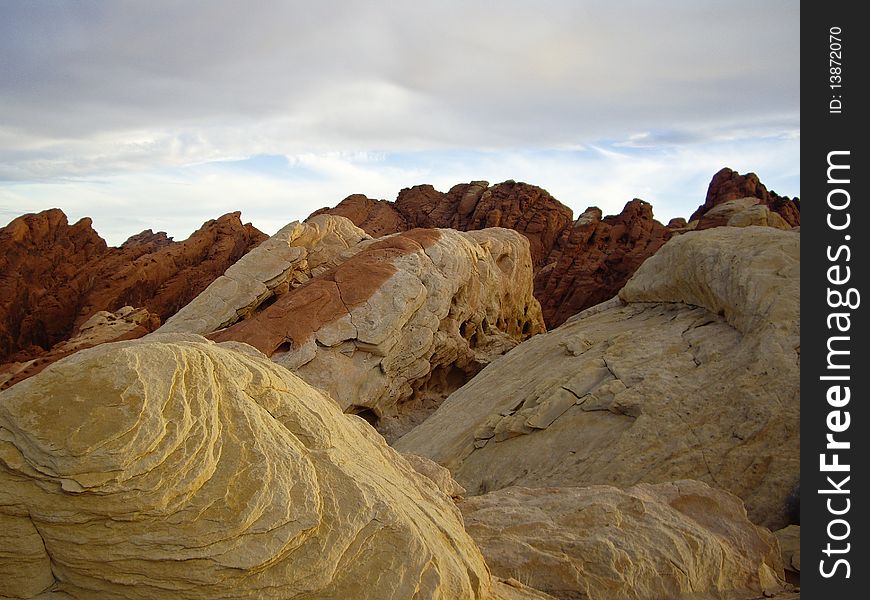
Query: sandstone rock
310 193 409 237
159 215 368 335
311 182 670 328
120 229 173 249
727 205 792 230
491 578 559 600
774 525 800 585
211 227 545 440
0 306 160 390
533 199 671 327
0 209 265 368
460 481 785 600
403 453 467 499
691 168 800 227
396 227 799 529
0 335 491 599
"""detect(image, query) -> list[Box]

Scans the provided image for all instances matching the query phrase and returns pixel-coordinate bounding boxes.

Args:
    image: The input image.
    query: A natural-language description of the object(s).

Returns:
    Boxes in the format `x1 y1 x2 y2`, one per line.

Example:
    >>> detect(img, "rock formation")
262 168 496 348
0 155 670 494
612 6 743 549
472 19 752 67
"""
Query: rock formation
0 306 160 390
533 200 671 328
460 481 785 600
0 334 492 599
0 209 266 367
690 167 800 227
774 525 800 585
209 226 545 441
396 226 800 529
159 215 369 335
312 182 671 327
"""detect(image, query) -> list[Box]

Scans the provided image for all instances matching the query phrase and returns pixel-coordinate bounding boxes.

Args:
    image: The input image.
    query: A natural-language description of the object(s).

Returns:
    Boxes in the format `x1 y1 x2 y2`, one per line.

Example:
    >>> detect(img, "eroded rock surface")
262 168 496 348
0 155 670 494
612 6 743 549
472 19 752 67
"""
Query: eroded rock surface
159 215 369 335
0 209 265 367
460 481 785 600
211 227 545 440
0 306 160 390
312 171 798 327
312 183 672 328
396 227 799 529
691 167 800 227
0 335 491 599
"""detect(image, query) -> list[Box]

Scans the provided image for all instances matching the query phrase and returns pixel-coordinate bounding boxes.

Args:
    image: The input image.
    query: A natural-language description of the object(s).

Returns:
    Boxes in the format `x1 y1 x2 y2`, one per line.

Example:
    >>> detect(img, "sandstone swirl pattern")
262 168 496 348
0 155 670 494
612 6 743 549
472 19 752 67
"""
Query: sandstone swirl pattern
0 335 491 599
396 227 799 529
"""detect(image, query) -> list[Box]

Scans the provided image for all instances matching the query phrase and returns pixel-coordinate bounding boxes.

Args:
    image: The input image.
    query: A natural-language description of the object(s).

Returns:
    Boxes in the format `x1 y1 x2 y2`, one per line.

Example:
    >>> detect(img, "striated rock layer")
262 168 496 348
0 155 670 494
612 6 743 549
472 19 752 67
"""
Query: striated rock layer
396 227 800 529
461 481 785 600
0 335 492 599
0 209 266 366
312 170 799 327
159 215 369 336
210 226 545 440
312 181 671 328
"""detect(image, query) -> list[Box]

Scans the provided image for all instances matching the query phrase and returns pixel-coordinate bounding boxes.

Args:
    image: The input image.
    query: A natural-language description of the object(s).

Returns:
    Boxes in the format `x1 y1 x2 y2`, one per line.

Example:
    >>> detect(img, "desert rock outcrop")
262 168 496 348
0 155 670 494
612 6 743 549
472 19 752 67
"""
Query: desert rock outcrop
159 215 369 335
691 167 800 227
312 182 672 327
0 306 160 390
211 226 545 440
0 209 265 367
460 481 785 600
0 334 491 599
396 226 799 529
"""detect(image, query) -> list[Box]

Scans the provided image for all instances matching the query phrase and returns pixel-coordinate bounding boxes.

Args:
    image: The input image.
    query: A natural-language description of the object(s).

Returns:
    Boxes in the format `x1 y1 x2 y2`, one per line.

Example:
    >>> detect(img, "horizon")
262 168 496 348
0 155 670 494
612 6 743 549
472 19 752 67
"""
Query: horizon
0 1 799 246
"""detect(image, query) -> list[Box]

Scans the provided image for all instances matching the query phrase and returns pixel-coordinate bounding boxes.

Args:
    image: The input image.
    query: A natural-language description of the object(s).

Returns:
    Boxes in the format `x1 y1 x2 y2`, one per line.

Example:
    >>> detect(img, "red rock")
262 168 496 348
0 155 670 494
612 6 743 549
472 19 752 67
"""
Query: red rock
311 183 664 327
0 209 266 365
534 200 672 327
691 167 800 227
310 194 408 237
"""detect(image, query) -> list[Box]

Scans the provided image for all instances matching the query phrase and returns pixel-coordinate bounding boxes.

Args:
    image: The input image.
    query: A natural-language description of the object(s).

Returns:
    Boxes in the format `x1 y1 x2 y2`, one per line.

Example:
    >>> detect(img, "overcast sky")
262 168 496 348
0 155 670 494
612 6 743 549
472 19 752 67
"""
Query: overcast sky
0 0 799 245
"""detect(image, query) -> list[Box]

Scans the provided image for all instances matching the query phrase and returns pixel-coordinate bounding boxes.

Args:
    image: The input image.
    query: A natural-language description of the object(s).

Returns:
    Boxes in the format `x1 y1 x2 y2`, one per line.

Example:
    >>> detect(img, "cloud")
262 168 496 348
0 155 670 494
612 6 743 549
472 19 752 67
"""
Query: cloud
0 1 799 242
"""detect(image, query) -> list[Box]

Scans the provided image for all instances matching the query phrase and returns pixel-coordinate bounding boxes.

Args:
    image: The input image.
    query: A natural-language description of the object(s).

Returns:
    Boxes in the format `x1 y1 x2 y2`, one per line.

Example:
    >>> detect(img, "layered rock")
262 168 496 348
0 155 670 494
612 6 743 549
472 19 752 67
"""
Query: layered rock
0 209 266 367
691 167 800 227
210 227 545 440
460 481 785 600
396 226 800 529
312 182 670 327
0 306 160 390
0 335 491 599
159 215 369 335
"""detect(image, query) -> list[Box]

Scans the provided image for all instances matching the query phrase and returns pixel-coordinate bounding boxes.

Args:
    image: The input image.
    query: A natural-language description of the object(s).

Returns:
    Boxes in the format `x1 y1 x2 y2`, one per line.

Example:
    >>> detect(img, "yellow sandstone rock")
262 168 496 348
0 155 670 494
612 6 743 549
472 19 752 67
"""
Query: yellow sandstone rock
0 334 491 599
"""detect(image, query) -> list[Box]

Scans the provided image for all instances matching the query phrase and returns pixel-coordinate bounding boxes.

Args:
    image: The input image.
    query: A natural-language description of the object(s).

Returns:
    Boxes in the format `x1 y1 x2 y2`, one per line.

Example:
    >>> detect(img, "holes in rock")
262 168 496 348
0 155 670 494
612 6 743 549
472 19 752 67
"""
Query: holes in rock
274 340 295 354
346 406 379 427
256 292 280 312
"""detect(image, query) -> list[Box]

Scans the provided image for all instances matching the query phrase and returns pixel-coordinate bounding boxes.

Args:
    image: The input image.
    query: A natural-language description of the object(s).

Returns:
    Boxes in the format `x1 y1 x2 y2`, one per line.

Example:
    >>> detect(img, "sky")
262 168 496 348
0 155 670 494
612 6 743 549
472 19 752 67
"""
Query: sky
0 0 799 246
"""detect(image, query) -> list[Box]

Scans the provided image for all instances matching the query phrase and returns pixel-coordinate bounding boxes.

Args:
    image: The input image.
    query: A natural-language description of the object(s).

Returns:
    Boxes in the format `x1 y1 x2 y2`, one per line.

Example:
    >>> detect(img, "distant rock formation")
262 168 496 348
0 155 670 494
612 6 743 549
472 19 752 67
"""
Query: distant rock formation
312 181 670 327
691 167 800 227
460 481 786 600
0 306 160 390
208 224 545 440
312 170 798 328
0 209 266 365
396 226 800 529
0 334 492 599
533 199 671 328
